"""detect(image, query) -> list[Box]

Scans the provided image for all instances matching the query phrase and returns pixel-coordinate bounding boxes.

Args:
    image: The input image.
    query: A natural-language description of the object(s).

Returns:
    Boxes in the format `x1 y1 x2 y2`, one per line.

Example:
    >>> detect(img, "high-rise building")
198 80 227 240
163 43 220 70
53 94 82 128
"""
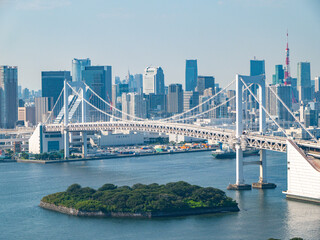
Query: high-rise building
297 62 311 101
185 60 198 91
0 66 18 128
267 84 292 123
167 84 183 114
183 91 199 112
146 93 166 118
314 76 320 93
272 65 284 85
197 76 215 95
143 67 164 95
82 66 112 102
18 106 36 126
35 97 53 124
249 59 265 109
42 71 71 106
250 59 265 76
134 74 143 94
72 58 91 82
122 93 147 120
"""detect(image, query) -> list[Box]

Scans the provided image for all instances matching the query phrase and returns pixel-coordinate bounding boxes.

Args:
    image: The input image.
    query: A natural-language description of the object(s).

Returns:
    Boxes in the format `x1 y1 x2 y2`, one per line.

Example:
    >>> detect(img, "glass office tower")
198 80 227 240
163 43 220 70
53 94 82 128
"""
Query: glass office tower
185 59 198 91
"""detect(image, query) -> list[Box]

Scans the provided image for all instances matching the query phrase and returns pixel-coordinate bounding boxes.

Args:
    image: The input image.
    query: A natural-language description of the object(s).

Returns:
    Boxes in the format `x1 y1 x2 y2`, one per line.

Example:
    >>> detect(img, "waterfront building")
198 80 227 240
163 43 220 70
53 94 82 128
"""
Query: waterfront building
143 67 165 95
167 84 183 114
272 65 284 85
0 66 18 128
121 93 147 120
183 91 199 112
35 97 53 124
197 76 215 95
297 62 311 101
41 71 71 105
82 66 112 102
72 58 91 82
185 59 198 91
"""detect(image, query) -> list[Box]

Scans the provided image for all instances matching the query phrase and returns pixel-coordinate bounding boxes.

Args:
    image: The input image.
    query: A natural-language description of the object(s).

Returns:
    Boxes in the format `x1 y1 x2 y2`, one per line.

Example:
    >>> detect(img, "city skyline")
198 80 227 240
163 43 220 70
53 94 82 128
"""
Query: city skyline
0 0 319 90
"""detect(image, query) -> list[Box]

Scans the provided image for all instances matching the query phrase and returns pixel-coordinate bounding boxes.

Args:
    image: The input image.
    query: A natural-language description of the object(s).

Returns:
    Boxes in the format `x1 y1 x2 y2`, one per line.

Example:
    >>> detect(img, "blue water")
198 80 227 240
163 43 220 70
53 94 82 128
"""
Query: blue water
1 151 320 240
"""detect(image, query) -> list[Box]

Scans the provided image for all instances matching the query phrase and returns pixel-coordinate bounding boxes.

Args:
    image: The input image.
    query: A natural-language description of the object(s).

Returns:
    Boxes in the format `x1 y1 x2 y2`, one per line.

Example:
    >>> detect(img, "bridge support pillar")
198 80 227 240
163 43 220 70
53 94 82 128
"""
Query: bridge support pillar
81 132 87 158
81 85 87 158
63 79 70 159
252 149 276 189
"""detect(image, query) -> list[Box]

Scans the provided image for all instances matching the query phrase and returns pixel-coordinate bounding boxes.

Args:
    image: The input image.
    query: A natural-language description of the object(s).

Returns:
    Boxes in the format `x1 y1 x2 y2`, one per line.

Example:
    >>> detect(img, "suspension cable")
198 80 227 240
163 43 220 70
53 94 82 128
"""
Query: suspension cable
267 84 318 142
45 88 64 124
161 79 236 122
240 78 289 138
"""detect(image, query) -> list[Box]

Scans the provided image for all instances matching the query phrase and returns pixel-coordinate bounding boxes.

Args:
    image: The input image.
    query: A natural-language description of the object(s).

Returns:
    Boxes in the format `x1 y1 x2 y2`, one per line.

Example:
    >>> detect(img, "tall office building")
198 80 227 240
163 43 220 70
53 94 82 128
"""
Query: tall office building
297 62 311 101
0 66 18 128
143 67 165 95
134 74 143 94
18 106 36 126
35 97 53 124
267 84 292 123
72 58 91 82
167 84 183 114
122 93 147 120
315 76 320 93
197 76 215 95
250 59 265 76
42 71 71 105
272 65 284 85
82 66 112 102
185 60 198 91
249 59 265 109
183 91 199 112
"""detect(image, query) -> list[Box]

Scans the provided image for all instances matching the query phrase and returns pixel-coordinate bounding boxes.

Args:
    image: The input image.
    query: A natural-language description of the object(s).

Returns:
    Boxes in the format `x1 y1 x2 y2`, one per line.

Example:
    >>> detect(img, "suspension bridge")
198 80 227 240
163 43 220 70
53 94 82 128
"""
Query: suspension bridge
29 74 320 203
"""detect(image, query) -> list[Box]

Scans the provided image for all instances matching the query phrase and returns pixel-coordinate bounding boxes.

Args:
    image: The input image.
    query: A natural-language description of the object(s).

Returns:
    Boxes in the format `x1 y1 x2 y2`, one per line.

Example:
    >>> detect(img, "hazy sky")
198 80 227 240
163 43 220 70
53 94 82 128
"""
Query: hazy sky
0 0 319 90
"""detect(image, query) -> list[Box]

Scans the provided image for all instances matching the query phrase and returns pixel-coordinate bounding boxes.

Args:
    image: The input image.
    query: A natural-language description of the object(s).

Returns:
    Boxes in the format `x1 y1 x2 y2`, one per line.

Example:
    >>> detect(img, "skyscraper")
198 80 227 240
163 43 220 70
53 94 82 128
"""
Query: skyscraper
0 66 18 128
183 91 199 112
315 76 320 93
143 67 164 95
122 93 147 120
250 59 265 76
249 59 265 109
72 58 91 82
297 62 311 101
197 76 215 95
185 60 198 91
167 84 183 114
272 65 284 85
41 71 71 105
82 66 112 102
134 74 143 94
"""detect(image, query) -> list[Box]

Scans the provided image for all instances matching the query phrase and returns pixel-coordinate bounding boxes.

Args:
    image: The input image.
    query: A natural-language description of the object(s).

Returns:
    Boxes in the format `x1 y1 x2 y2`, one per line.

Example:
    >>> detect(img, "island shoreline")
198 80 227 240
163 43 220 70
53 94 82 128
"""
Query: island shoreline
39 201 239 218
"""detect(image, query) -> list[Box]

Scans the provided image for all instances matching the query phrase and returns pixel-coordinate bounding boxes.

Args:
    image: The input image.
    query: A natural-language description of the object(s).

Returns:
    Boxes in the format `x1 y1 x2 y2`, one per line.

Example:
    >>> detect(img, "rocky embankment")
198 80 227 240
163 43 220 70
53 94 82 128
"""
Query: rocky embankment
39 201 239 218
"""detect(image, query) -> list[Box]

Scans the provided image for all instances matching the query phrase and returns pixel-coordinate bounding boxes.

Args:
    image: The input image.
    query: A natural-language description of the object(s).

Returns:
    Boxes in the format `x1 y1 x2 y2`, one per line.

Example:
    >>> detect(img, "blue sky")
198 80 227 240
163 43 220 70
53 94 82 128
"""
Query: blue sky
0 0 319 90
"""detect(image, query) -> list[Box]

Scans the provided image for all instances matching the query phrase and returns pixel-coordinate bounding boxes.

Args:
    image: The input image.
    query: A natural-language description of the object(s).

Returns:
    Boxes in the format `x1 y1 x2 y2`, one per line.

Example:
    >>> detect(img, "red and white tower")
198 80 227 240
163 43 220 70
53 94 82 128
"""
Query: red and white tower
284 31 291 85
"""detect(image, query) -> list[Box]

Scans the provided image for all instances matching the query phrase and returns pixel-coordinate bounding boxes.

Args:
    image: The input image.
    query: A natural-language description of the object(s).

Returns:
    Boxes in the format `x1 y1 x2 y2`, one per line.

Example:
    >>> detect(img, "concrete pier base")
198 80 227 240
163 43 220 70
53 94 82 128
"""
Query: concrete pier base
252 182 276 189
227 184 252 190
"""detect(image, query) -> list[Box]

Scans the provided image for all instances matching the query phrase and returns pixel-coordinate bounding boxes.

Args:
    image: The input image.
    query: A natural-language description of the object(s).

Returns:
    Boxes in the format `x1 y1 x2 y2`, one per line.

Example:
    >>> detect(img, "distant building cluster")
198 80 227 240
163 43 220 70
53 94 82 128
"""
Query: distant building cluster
1 51 320 145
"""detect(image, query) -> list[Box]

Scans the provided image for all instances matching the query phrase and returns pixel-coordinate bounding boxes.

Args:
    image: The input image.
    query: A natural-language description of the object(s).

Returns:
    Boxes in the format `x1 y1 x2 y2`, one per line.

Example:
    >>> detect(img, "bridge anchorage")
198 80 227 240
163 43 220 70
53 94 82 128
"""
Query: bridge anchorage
29 73 320 203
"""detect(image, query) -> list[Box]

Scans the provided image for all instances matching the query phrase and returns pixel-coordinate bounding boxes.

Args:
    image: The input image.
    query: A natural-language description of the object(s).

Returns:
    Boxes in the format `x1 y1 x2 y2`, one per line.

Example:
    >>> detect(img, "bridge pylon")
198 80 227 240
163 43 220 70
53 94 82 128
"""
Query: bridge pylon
63 79 70 159
227 74 276 190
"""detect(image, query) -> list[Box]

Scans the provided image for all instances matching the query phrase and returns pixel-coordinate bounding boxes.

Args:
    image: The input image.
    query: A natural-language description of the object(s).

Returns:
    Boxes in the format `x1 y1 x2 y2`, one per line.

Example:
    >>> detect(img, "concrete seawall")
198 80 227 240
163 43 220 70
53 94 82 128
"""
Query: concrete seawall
18 148 215 164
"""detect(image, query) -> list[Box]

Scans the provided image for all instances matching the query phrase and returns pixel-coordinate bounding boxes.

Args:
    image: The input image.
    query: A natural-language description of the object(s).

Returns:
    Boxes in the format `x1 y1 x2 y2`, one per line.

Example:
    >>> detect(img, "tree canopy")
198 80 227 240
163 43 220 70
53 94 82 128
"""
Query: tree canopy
42 181 238 213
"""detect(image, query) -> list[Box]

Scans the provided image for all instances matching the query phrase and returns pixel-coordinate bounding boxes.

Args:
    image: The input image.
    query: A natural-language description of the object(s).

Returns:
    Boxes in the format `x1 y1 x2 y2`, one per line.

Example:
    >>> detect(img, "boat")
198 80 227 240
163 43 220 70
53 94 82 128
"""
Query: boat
212 148 259 159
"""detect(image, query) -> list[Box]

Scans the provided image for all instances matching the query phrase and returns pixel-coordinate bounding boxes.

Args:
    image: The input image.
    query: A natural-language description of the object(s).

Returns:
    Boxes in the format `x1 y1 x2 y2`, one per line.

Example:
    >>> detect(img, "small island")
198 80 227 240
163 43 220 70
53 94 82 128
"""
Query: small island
40 181 239 218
